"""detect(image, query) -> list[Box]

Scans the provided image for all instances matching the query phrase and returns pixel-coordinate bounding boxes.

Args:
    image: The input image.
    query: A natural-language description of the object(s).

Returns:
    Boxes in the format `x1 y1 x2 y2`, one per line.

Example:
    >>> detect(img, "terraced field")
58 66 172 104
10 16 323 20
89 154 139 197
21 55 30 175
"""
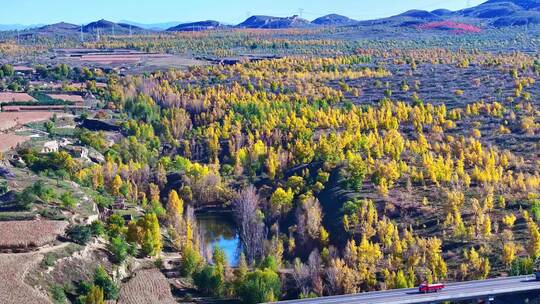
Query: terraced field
0 253 50 304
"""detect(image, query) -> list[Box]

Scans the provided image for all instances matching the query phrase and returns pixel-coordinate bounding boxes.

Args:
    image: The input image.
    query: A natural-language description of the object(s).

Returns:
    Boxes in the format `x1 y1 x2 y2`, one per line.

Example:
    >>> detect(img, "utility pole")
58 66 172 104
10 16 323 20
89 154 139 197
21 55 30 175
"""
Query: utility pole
112 23 115 37
80 24 84 43
129 24 132 37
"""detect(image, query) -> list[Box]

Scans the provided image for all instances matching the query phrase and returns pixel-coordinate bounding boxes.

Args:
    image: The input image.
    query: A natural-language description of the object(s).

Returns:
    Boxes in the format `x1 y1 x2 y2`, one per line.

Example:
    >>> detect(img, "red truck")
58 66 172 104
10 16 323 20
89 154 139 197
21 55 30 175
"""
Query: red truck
418 283 445 293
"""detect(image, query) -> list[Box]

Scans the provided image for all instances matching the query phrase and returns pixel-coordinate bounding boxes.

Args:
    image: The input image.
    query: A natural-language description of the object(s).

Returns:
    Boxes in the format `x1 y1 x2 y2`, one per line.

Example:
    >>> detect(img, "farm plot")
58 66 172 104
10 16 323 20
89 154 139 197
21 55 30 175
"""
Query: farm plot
0 92 36 103
0 133 29 152
0 220 68 251
0 253 51 304
0 112 71 131
118 269 176 304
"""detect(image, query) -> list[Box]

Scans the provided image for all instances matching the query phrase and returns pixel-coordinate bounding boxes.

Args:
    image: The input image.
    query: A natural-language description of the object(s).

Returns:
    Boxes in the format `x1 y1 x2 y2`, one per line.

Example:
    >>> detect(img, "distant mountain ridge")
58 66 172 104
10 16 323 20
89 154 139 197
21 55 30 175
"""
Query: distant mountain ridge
82 19 144 34
167 20 227 32
3 0 540 37
39 22 79 31
237 15 312 29
0 24 45 31
312 14 357 26
119 20 186 30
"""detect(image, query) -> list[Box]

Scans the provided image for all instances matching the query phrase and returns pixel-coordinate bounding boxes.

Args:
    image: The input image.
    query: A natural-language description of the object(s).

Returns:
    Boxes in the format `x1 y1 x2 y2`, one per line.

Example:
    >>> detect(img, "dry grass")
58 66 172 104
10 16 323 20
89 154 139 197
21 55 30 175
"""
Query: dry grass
0 133 29 152
118 269 176 304
0 220 68 250
0 253 51 304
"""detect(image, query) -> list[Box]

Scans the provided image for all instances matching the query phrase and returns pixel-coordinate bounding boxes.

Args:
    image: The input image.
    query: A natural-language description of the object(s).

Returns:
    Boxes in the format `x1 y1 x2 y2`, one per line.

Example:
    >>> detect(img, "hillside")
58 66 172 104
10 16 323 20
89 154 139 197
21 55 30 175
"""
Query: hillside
312 14 357 26
4 0 540 39
119 20 185 30
238 15 312 29
37 22 79 33
2 1 540 303
167 20 226 32
82 19 144 34
459 0 540 26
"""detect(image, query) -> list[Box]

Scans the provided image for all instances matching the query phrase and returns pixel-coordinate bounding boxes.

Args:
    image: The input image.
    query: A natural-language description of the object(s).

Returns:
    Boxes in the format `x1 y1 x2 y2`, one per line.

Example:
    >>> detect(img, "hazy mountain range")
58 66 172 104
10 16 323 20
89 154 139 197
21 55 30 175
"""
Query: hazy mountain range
0 24 46 31
2 0 539 36
118 20 188 31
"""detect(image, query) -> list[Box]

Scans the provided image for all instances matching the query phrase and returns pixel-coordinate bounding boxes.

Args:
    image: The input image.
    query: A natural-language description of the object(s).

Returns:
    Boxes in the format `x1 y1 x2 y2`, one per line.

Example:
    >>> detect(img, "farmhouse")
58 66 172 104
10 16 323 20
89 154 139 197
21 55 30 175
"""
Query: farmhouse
83 92 101 108
41 140 59 153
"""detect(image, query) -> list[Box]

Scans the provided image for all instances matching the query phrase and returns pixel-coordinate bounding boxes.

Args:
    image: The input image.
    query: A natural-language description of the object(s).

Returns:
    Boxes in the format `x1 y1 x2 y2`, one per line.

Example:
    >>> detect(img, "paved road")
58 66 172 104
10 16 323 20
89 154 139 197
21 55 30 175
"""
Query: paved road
274 275 540 304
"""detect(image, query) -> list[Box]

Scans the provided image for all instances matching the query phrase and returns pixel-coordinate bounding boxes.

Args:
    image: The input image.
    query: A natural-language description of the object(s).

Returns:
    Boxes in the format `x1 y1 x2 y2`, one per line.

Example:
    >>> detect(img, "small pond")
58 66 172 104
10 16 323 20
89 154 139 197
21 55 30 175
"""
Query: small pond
196 213 241 266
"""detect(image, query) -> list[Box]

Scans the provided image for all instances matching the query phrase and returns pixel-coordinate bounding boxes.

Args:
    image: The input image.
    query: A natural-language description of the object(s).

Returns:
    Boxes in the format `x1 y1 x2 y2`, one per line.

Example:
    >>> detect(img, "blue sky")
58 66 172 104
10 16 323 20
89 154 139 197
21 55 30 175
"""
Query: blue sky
0 0 486 25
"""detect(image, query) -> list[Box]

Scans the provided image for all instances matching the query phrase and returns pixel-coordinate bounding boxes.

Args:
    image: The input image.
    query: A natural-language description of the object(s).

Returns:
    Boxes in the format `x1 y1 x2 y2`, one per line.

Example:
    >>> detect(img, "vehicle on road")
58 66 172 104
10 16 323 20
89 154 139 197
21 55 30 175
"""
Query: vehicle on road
419 283 445 293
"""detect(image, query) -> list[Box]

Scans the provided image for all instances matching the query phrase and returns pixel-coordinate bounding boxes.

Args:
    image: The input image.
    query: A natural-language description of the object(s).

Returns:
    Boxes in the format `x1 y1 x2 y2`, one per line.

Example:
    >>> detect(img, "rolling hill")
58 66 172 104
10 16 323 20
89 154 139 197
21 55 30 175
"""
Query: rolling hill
82 19 144 34
167 20 227 32
3 0 540 38
237 15 312 29
458 0 540 26
119 20 186 31
312 14 357 26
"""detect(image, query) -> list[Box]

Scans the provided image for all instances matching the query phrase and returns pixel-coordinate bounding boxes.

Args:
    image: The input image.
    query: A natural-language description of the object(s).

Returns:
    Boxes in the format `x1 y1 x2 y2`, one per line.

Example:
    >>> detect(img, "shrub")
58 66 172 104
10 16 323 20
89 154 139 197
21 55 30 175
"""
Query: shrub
60 192 77 209
0 181 7 195
67 225 93 245
193 265 223 296
90 220 105 236
531 200 540 222
94 266 119 300
259 256 278 272
107 236 128 264
42 253 56 268
50 285 67 304
237 268 281 304
180 246 201 277
510 257 534 276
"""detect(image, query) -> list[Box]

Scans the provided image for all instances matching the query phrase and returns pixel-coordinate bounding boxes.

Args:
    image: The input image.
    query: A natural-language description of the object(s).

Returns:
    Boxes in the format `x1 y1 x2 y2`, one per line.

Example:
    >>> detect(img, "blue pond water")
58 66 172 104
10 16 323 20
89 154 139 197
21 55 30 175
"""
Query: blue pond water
196 214 240 266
